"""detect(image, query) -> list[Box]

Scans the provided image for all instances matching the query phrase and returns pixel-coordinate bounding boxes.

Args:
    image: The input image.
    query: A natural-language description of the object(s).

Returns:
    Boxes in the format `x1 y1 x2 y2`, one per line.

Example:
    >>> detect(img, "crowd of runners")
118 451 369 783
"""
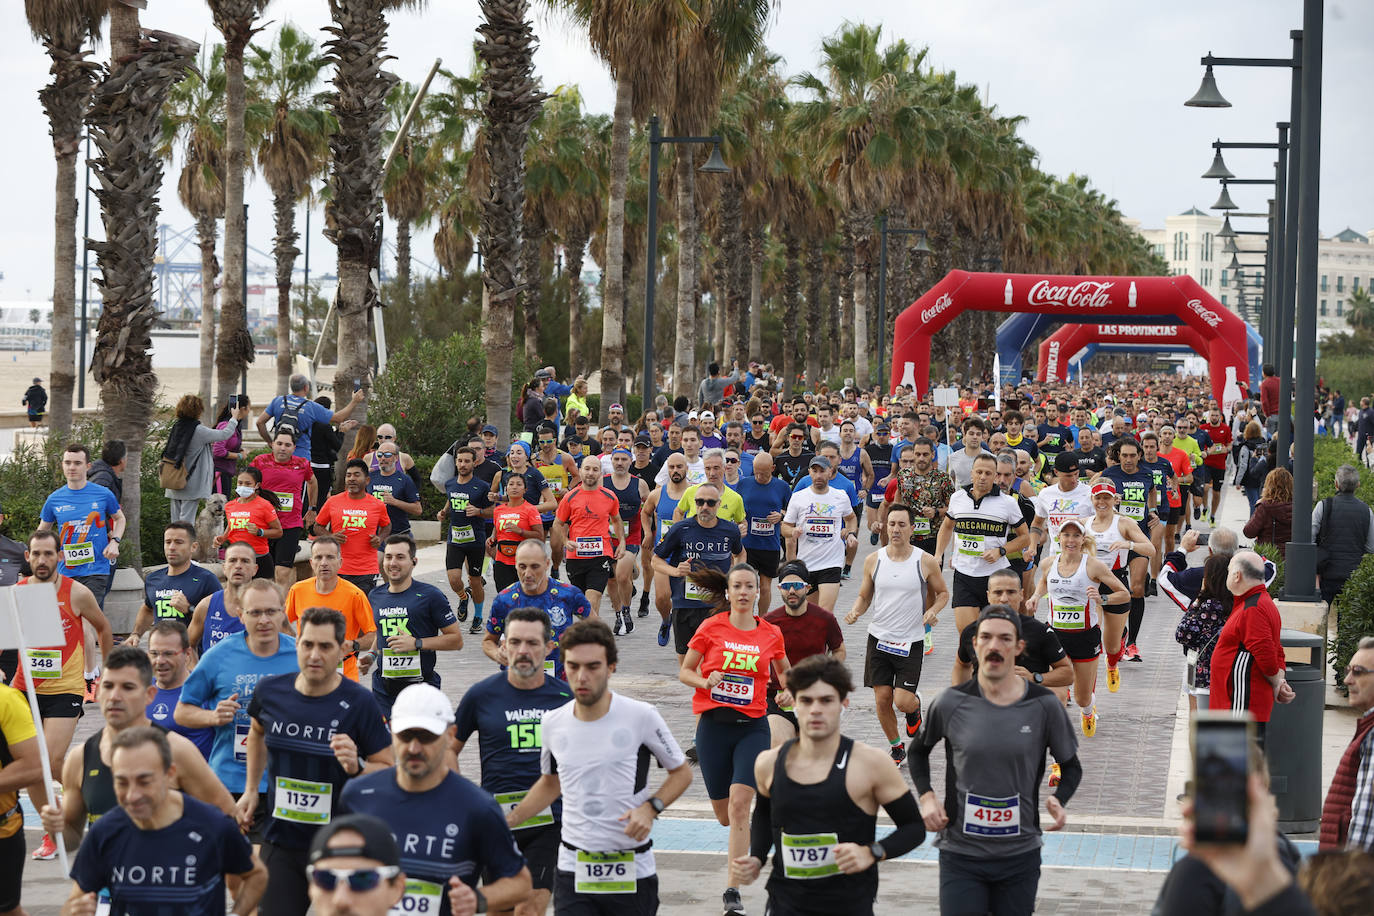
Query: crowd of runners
0 361 1367 916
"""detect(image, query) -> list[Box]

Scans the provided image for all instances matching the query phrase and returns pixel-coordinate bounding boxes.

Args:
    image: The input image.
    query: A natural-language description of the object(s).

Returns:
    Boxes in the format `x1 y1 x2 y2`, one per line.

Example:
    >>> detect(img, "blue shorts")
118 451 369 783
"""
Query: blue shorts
695 709 770 800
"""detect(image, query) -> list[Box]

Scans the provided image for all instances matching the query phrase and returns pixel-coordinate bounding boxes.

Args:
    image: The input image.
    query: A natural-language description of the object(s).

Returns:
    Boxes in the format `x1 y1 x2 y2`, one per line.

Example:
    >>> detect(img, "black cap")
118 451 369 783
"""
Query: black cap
634 434 651 446
1053 451 1080 473
976 604 1022 638
309 813 400 866
777 560 810 582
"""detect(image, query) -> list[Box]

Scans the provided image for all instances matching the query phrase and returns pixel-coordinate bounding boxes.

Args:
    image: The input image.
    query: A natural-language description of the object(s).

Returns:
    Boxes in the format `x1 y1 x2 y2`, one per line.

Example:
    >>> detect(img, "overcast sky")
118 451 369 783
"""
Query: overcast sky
1 0 1368 301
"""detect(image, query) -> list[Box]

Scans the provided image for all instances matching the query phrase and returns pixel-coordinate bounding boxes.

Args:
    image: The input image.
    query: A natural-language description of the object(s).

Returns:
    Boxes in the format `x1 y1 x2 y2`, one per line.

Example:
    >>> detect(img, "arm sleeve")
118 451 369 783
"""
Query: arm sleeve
877 792 926 858
749 791 774 862
1052 755 1083 804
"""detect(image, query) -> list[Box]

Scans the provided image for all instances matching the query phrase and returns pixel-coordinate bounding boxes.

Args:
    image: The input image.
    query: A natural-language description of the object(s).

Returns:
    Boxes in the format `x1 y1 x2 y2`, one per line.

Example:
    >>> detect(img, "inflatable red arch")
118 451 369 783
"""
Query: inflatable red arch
1036 323 1209 382
889 271 1250 405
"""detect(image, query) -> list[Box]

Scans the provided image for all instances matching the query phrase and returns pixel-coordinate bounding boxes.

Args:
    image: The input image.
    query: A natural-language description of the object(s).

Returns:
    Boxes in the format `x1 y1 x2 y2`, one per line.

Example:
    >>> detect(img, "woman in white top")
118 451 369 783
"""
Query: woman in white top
1081 481 1154 696
1025 518 1129 739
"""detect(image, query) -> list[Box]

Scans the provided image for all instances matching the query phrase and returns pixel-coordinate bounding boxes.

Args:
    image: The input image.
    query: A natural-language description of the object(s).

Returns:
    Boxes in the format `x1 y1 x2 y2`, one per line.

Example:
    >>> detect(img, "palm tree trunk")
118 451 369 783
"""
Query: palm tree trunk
747 226 763 361
848 217 870 389
713 247 728 362
598 74 630 408
782 231 801 399
272 191 299 395
215 27 253 406
48 136 79 435
196 214 220 415
672 151 697 400
806 241 823 389
520 215 542 363
566 227 587 374
395 216 412 307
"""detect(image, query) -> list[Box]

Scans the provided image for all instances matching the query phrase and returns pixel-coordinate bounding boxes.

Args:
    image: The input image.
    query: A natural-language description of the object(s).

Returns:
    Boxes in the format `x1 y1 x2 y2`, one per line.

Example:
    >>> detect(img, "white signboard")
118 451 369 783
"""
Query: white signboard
932 387 960 408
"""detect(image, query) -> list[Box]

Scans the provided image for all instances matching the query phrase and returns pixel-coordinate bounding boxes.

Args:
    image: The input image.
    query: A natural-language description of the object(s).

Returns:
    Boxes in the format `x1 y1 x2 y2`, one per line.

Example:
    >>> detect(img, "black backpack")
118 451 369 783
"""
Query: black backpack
1241 447 1268 489
274 395 308 439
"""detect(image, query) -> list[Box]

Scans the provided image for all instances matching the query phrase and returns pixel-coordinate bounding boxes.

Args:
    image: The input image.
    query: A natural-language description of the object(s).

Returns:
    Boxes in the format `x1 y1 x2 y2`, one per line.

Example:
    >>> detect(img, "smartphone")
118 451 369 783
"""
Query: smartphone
353 378 362 392
1192 713 1253 844
1197 532 1211 547
227 395 238 408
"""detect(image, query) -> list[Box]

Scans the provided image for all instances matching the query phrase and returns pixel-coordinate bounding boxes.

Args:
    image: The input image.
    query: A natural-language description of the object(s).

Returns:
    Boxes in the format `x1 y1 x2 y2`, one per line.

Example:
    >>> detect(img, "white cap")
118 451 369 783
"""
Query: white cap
389 684 453 735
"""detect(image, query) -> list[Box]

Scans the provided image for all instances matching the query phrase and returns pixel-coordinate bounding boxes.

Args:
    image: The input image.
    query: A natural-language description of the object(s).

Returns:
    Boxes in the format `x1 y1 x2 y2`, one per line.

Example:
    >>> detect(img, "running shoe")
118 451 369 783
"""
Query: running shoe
1145 579 1158 597
638 592 651 618
657 615 672 647
32 833 57 860
924 625 934 656
1048 762 1062 788
890 743 907 766
1193 504 1201 521
612 612 625 637
1107 666 1121 693
456 597 469 623
621 608 634 635
1126 643 1142 662
84 674 99 704
469 616 484 636
722 888 746 915
1081 706 1097 737
904 694 923 738
870 531 880 546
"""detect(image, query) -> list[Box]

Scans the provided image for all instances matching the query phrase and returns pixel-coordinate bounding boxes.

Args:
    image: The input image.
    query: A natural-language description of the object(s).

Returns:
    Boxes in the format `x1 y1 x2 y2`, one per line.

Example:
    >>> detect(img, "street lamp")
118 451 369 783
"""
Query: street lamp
876 214 931 392
1212 180 1239 211
643 114 729 406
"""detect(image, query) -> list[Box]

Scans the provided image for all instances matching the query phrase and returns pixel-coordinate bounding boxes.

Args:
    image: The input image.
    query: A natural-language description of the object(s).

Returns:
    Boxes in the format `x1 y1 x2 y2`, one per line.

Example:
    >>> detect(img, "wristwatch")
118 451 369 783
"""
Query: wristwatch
111 536 122 543
868 841 886 862
648 796 666 816
1033 672 1044 685
997 546 1007 556
473 888 488 913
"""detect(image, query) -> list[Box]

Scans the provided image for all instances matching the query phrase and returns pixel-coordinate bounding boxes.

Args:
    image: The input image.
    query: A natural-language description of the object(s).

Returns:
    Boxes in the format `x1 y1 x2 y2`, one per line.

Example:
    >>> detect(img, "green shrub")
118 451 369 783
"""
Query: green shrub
1317 352 1374 404
409 455 446 519
1255 541 1286 597
1330 552 1374 695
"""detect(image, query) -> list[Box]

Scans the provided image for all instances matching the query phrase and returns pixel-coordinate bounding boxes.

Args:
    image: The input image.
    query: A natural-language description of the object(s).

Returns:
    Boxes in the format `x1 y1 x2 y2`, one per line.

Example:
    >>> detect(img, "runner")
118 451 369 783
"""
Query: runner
951 569 1072 697
454 607 574 916
342 684 532 916
504 619 692 916
314 459 391 593
731 655 926 916
1024 519 1130 737
678 563 790 915
1080 481 1154 690
38 442 126 608
1157 425 1195 555
188 540 256 653
771 424 815 488
126 521 221 644
656 426 706 486
948 418 994 489
878 439 953 566
217 467 283 580
12 530 113 862
762 561 845 747
0 683 41 915
1028 452 1094 565
554 455 625 619
642 453 692 641
146 620 214 758
844 505 948 765
654 483 745 659
736 452 793 615
934 454 1031 633
360 535 464 717
1197 406 1233 525
488 473 545 597
237 606 393 916
40 646 235 847
835 420 874 526
781 457 856 613
252 430 317 590
175 579 299 846
483 540 593 681
911 606 1082 916
604 448 649 635
675 449 747 526
285 536 377 683
1139 431 1182 574
534 424 581 552
863 423 894 545
438 445 493 625
367 442 422 545
790 443 864 579
1096 436 1159 648
491 442 558 531
57 727 267 916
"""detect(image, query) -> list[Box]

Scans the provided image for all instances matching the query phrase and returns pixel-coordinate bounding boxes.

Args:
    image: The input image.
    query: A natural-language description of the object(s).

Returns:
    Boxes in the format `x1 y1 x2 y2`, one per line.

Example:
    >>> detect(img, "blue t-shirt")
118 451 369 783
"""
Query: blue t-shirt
367 581 457 700
368 468 420 534
264 395 332 458
444 476 492 544
1141 457 1175 516
453 671 572 816
70 794 254 916
144 564 221 625
1099 466 1158 525
179 632 299 793
736 476 793 551
199 592 244 655
653 518 742 609
791 474 861 508
40 482 121 577
486 581 591 680
149 682 214 759
342 771 526 916
246 673 390 850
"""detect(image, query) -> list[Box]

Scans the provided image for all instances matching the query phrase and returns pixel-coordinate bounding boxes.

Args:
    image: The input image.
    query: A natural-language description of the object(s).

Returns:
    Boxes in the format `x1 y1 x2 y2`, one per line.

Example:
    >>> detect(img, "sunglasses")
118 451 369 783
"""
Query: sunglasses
1344 665 1373 678
377 434 395 440
724 457 739 464
395 728 445 744
377 453 397 459
307 865 400 893
694 498 719 507
790 434 805 440
539 439 554 445
778 582 808 591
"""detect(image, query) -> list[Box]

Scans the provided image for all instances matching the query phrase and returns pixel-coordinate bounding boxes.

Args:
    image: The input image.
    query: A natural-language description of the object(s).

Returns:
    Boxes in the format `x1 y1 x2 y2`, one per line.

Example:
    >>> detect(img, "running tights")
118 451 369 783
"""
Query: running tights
1126 596 1146 646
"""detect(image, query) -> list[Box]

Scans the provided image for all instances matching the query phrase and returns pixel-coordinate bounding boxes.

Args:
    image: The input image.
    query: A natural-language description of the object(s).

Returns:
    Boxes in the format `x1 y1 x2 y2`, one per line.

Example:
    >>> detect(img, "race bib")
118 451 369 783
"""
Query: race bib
574 536 605 558
274 491 295 512
382 650 421 679
803 517 835 539
574 850 635 894
273 777 332 824
24 649 60 679
234 722 250 763
913 515 931 537
780 832 840 879
660 519 673 538
544 658 556 676
1049 603 1086 630
388 880 442 916
749 518 775 536
449 524 475 544
493 790 554 831
875 639 911 657
964 793 1021 836
709 672 755 707
957 534 986 558
95 890 112 916
63 541 95 567
684 578 708 602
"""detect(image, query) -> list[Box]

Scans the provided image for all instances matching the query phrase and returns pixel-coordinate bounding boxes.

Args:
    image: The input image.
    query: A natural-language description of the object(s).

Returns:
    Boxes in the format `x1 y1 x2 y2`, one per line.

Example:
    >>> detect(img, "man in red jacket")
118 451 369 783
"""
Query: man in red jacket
1209 550 1294 746
1319 636 1374 850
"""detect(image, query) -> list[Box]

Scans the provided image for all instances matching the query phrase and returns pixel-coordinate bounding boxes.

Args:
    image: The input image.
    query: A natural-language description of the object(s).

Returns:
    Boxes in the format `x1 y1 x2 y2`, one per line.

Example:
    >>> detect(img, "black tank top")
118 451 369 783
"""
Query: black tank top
767 736 878 910
603 474 644 523
81 732 118 825
864 442 893 506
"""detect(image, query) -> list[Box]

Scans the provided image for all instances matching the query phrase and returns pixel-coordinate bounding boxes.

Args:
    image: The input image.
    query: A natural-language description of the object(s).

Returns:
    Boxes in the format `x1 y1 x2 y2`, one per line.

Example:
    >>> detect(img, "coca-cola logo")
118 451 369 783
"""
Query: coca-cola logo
921 292 954 324
1047 341 1060 379
1028 280 1114 309
1100 324 1178 337
1187 298 1222 328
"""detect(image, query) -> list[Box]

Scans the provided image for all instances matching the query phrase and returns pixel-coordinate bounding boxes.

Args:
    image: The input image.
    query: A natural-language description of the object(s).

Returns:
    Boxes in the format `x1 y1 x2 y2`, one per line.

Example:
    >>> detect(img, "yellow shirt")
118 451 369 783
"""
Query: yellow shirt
0 686 36 836
677 483 746 524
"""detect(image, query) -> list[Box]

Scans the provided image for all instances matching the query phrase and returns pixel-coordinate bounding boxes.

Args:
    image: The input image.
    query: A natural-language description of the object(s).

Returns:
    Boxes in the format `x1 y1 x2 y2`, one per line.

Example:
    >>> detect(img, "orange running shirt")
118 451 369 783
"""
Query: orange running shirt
285 577 376 682
224 496 278 556
11 576 84 695
555 487 621 559
316 492 389 575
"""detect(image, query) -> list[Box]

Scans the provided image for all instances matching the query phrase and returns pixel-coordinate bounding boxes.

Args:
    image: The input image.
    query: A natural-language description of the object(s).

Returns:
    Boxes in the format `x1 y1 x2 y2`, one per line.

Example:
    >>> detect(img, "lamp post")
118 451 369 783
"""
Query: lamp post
876 213 931 392
643 115 729 407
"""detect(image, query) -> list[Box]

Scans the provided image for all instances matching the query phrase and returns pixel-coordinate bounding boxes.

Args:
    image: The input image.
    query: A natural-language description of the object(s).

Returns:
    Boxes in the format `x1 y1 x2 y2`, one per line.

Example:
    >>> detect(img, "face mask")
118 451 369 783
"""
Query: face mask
236 485 256 499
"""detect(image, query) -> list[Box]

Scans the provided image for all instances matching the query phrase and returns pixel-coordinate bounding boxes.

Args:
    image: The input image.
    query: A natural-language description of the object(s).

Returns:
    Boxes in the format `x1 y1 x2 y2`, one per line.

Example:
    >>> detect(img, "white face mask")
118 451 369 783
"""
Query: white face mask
235 485 256 499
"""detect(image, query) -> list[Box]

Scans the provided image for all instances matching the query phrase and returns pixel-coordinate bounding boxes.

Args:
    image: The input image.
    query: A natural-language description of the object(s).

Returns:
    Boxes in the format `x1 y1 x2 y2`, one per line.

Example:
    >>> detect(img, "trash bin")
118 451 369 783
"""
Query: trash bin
1267 629 1325 833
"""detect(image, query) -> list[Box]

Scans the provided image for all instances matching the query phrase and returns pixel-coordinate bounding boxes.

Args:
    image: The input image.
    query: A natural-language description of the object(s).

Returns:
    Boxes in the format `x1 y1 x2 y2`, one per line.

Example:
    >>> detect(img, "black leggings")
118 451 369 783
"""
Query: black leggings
1126 596 1146 646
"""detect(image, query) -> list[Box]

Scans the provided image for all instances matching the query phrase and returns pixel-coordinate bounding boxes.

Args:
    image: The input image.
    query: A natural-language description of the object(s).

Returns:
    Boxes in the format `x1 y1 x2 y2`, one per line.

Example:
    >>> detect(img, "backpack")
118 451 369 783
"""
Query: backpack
1241 447 1268 489
273 395 308 439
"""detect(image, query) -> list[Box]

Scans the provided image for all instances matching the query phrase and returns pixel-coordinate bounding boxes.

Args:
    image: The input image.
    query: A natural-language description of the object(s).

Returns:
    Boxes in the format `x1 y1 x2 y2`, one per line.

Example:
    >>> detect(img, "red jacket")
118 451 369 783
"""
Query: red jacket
1208 584 1284 722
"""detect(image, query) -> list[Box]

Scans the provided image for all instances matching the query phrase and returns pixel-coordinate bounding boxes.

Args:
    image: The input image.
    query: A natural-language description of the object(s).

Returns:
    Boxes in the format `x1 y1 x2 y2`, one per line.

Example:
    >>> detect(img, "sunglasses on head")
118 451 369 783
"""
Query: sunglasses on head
694 498 719 507
307 865 400 893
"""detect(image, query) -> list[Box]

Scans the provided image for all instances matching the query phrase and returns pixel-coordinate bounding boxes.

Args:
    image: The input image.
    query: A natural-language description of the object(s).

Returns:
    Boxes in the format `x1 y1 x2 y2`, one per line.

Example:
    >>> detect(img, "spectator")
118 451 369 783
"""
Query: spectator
163 394 249 524
1244 469 1294 559
23 376 48 428
519 377 545 434
1356 398 1374 466
210 398 246 497
1313 465 1374 606
1260 363 1280 435
697 360 740 407
347 424 377 463
1299 849 1374 913
565 376 591 425
1234 420 1269 513
1159 527 1273 612
256 372 363 460
1319 636 1374 851
87 439 126 506
1209 550 1294 748
1331 390 1347 439
1173 554 1234 712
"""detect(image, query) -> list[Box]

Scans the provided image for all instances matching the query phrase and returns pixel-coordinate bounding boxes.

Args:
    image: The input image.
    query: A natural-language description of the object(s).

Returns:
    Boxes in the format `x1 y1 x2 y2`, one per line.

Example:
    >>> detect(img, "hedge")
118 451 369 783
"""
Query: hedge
1331 552 1374 695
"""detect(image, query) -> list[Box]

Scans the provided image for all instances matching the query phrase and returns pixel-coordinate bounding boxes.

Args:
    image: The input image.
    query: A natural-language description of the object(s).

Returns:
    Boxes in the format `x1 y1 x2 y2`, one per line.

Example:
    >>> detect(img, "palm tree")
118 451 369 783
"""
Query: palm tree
208 0 271 407
90 1 198 567
1347 287 1374 334
24 0 106 436
159 43 226 416
248 23 333 393
476 0 543 443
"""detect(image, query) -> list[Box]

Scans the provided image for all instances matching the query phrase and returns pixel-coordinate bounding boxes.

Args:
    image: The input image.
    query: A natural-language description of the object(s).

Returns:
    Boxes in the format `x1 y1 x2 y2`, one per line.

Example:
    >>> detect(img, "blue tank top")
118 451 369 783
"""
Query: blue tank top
603 474 643 523
201 591 245 654
654 484 683 544
836 446 863 487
